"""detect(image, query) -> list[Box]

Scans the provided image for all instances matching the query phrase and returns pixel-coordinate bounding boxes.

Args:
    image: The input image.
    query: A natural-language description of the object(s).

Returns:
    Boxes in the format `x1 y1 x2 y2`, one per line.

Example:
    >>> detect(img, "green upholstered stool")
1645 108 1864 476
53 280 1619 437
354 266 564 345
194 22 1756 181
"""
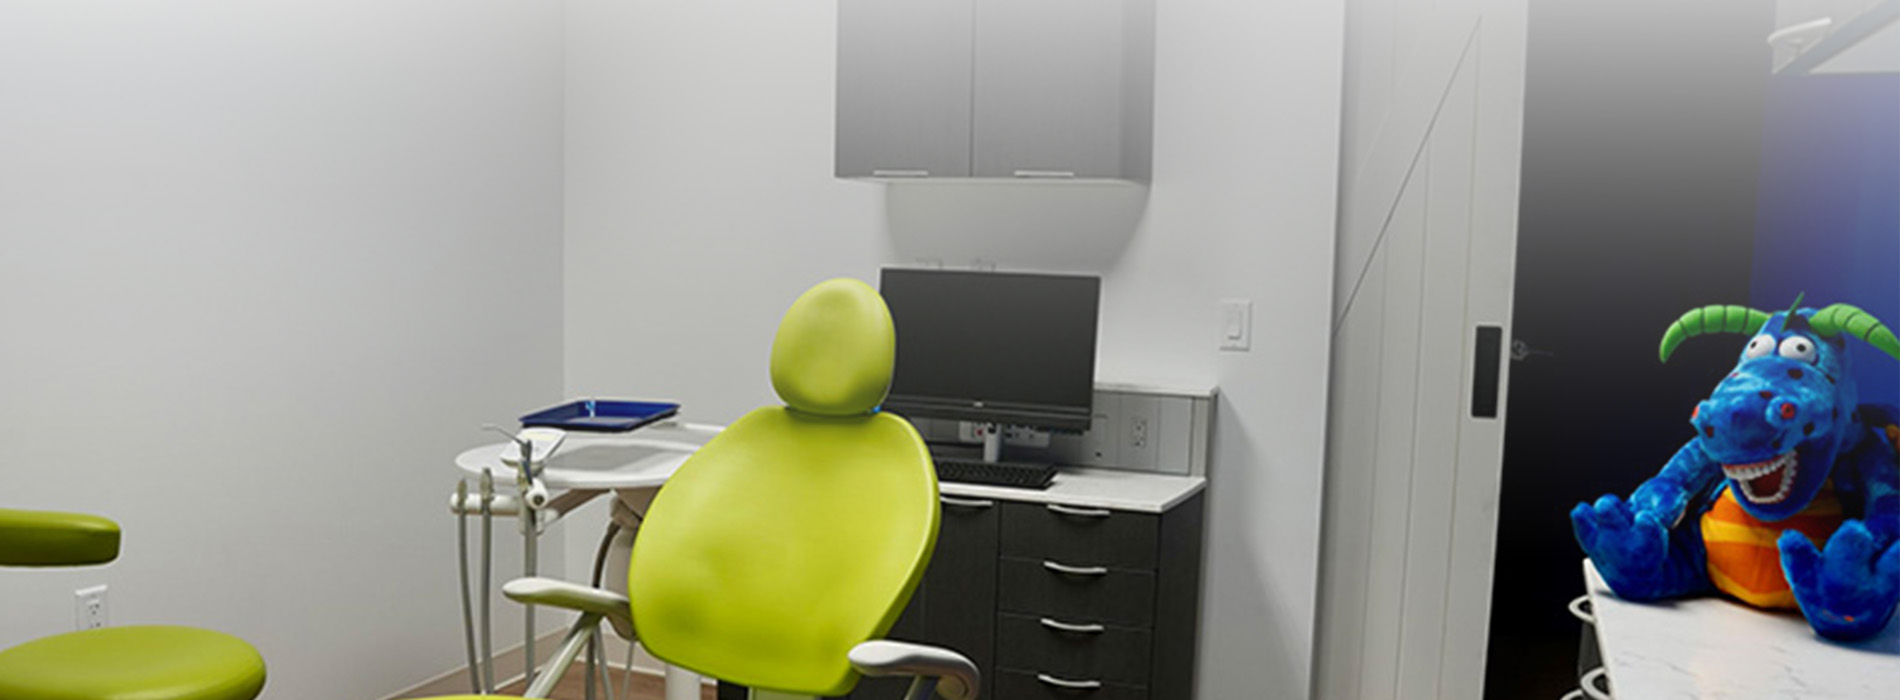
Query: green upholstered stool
0 509 267 700
0 626 265 700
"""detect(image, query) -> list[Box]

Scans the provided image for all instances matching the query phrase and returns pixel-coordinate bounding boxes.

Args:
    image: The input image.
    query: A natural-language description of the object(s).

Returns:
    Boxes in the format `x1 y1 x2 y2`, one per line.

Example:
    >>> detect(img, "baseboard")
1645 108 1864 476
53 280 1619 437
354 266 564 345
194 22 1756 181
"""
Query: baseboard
383 629 703 699
380 629 579 699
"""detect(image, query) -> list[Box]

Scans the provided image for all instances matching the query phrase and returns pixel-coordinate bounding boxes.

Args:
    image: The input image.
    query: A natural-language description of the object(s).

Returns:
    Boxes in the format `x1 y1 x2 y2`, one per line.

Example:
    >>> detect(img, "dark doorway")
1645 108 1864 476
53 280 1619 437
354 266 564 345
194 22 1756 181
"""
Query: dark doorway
1484 1 1774 698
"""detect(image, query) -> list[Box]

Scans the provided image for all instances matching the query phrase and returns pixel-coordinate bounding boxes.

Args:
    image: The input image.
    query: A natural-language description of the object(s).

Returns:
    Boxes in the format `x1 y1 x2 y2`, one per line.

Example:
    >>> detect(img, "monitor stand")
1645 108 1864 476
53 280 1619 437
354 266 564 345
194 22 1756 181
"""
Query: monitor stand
979 422 1051 467
981 422 1004 463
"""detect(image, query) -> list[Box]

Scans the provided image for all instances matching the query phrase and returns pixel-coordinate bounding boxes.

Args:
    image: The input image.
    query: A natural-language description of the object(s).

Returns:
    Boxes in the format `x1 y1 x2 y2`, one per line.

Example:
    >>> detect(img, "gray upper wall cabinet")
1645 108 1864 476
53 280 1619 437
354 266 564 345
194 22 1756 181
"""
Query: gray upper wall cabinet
836 0 1155 182
836 0 974 179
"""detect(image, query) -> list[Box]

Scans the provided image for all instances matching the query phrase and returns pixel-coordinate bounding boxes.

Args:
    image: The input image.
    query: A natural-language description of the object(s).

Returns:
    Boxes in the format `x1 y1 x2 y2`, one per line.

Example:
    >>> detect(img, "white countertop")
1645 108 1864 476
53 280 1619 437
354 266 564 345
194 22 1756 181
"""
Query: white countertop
1584 559 1899 700
453 421 721 490
455 420 1202 512
941 466 1205 513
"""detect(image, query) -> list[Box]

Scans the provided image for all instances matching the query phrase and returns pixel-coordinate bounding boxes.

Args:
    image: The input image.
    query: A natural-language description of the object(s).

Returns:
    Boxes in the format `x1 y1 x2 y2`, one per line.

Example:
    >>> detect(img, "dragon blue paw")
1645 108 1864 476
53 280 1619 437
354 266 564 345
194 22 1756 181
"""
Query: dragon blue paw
1573 495 1677 600
1780 521 1900 640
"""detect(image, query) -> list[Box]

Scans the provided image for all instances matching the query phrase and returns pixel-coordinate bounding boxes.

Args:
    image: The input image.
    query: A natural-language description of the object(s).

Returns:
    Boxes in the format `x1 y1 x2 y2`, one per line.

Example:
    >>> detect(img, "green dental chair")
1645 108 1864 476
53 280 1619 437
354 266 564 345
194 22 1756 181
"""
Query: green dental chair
432 277 978 700
0 509 267 700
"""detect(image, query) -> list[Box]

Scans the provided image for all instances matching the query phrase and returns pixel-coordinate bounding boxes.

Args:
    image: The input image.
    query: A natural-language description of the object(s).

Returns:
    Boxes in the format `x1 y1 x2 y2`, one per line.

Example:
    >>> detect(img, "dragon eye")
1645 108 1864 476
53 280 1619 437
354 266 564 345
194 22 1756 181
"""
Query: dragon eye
1744 334 1775 359
1778 336 1818 363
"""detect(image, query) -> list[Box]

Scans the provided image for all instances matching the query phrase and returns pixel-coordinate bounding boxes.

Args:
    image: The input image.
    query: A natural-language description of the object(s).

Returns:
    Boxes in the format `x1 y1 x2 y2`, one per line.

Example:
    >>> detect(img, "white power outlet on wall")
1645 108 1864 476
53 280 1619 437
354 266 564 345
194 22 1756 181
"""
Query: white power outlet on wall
75 585 108 630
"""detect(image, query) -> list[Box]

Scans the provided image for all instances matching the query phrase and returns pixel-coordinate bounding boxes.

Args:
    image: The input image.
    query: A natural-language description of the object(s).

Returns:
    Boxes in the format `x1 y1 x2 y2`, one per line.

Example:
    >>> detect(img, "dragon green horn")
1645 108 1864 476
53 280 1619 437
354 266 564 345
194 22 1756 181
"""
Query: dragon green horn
1781 292 1806 331
1809 303 1900 363
1659 305 1773 363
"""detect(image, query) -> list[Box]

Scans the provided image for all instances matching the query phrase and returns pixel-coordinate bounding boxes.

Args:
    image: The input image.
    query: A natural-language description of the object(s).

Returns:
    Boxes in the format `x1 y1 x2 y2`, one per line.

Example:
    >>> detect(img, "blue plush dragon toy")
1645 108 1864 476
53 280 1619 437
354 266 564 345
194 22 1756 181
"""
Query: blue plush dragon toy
1573 299 1900 640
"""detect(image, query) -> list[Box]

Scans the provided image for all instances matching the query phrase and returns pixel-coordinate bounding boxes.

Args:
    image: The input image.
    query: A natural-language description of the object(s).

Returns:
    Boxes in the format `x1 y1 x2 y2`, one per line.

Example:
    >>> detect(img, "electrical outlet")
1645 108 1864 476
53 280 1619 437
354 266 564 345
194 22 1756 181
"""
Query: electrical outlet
1048 383 1214 475
956 421 986 443
1119 394 1160 468
75 585 107 630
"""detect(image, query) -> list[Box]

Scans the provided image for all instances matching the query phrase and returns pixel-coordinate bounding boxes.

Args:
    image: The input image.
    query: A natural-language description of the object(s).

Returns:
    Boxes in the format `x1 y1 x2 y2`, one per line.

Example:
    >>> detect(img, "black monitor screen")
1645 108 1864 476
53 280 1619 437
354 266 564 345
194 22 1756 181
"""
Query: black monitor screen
879 268 1099 431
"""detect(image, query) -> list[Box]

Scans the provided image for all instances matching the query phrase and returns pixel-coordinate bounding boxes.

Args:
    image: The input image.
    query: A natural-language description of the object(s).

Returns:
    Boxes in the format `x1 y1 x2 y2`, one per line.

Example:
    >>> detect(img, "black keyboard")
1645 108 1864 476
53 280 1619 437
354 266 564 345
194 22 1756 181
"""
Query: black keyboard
934 457 1057 489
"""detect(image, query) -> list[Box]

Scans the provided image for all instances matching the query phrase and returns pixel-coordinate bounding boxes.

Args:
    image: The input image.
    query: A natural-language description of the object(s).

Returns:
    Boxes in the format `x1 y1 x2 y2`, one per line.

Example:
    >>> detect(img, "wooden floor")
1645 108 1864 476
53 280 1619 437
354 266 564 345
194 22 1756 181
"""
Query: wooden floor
414 664 716 700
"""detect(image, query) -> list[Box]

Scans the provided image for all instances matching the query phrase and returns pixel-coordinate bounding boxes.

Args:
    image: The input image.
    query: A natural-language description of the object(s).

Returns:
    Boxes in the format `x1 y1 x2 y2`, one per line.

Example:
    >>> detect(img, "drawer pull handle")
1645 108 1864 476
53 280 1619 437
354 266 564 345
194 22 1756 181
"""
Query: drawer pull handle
1042 560 1109 576
1035 673 1103 691
1014 169 1077 179
871 169 931 178
940 496 995 509
1046 503 1112 518
1039 617 1105 634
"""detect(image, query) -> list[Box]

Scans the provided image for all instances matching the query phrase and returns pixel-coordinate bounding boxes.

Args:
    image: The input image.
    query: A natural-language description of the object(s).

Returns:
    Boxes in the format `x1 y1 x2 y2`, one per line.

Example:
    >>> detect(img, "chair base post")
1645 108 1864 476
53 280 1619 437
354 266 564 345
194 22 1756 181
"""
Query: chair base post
902 677 939 700
522 613 602 699
750 690 816 700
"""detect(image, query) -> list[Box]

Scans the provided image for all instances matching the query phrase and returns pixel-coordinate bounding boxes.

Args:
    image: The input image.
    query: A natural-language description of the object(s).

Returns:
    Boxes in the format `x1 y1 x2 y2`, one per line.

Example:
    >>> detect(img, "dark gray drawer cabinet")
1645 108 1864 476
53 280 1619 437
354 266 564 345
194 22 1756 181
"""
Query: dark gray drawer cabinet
997 557 1156 628
835 494 1000 700
994 496 1202 700
1001 502 1159 570
995 614 1153 686
826 490 1203 700
996 670 1148 700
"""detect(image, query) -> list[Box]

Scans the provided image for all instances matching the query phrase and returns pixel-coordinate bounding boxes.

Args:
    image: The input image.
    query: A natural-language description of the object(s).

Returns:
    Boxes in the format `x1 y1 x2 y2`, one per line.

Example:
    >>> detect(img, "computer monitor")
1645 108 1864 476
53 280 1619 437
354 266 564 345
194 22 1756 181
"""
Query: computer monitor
878 268 1099 434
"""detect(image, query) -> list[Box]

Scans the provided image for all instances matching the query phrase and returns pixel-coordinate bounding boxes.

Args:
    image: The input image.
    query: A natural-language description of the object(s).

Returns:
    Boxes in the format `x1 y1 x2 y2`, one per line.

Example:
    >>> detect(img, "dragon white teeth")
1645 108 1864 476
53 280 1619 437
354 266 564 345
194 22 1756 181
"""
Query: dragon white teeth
1722 451 1799 504
1722 453 1791 479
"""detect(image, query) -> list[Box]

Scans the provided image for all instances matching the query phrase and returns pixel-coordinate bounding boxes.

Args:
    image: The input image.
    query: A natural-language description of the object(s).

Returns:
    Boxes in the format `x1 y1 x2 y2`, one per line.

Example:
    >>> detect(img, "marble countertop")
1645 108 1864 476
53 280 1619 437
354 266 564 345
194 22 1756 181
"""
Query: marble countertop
1584 559 1899 699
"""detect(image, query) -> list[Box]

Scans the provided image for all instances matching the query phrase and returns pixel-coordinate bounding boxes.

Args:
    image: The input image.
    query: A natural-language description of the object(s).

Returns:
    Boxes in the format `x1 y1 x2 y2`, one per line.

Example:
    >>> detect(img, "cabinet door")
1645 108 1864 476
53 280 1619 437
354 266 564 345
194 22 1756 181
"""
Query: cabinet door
842 495 999 700
924 495 1000 700
971 0 1130 178
836 0 974 178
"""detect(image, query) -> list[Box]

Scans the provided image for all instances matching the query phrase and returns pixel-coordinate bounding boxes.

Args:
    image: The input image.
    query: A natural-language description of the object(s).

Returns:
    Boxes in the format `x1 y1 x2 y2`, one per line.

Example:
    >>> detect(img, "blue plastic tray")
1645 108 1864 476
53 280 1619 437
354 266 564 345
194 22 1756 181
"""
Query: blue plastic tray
519 399 680 433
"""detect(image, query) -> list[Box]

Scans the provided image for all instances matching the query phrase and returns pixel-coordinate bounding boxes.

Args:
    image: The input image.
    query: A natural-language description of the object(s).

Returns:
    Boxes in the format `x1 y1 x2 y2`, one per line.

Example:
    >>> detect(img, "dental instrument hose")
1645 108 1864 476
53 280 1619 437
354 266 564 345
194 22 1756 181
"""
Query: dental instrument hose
515 437 538 689
523 507 537 687
457 480 481 693
589 522 622 700
480 469 496 693
520 485 537 685
591 522 620 587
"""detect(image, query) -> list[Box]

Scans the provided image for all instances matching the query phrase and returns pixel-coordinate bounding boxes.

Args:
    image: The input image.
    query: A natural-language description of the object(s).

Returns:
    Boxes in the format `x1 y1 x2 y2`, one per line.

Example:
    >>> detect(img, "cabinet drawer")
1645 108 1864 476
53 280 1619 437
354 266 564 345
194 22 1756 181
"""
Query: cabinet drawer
996 613 1153 686
995 670 1147 700
997 556 1155 627
1002 501 1158 570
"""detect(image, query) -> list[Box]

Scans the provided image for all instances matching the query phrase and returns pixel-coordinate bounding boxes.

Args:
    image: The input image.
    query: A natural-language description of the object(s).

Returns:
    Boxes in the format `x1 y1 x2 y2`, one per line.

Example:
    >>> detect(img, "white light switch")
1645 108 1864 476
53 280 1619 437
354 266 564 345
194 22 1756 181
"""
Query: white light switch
1220 299 1252 351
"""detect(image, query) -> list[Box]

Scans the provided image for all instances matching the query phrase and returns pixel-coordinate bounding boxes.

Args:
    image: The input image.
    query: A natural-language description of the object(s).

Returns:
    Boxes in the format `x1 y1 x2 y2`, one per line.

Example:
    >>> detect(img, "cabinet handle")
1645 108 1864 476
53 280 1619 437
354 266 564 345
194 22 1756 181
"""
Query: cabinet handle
1038 617 1105 634
871 169 930 178
1042 560 1109 576
940 496 995 509
1472 325 1502 419
1013 169 1076 179
1766 17 1833 50
1035 673 1104 691
1046 503 1112 518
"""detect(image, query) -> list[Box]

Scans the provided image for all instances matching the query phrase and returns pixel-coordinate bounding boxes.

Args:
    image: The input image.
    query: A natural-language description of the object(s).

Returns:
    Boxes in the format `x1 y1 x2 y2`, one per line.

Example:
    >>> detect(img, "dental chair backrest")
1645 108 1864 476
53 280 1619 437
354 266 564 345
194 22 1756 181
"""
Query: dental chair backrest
626 278 940 697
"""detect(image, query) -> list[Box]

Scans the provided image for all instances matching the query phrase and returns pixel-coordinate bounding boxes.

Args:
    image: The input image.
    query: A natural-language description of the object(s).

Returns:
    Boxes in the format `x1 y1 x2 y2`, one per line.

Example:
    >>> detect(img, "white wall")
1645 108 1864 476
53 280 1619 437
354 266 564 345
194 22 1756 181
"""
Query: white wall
0 3 566 697
562 1 1344 698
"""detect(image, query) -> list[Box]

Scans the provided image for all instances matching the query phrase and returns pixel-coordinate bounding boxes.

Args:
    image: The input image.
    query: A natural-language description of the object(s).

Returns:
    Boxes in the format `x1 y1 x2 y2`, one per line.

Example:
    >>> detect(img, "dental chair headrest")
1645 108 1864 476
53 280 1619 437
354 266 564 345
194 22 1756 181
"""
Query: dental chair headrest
769 278 896 417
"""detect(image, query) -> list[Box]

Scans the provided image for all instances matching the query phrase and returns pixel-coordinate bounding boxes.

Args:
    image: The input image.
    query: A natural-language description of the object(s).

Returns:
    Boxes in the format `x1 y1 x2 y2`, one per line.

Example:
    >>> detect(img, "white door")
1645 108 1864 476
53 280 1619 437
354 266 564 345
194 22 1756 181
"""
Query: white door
1315 0 1527 699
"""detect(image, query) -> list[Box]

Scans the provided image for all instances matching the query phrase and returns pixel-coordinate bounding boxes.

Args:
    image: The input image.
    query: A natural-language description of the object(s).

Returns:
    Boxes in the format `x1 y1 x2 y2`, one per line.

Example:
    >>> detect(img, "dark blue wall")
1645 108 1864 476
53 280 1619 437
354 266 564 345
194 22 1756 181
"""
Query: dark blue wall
1490 52 1898 700
1750 74 1900 408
